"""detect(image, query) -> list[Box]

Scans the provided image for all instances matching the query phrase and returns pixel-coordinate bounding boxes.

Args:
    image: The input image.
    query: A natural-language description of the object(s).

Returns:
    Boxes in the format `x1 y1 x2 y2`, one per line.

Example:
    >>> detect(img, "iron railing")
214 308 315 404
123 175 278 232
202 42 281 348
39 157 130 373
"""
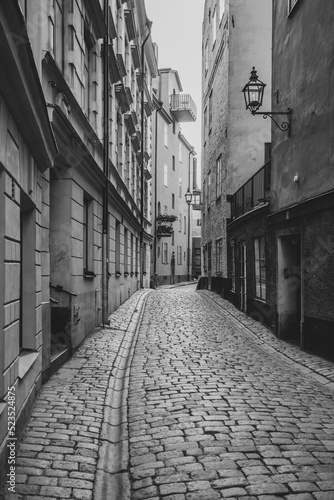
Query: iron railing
230 160 271 219
170 93 197 120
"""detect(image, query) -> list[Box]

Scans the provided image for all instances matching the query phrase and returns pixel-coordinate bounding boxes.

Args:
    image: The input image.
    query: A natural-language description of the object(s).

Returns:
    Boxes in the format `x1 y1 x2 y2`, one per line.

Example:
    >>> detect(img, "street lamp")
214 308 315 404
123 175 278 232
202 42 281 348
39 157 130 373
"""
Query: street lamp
185 187 192 205
242 67 292 136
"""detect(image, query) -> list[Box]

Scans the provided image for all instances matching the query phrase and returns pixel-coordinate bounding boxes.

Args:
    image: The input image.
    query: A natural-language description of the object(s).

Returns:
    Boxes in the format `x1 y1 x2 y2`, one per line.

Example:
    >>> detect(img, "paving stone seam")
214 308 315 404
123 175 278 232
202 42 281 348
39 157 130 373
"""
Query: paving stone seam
198 290 334 392
93 289 152 500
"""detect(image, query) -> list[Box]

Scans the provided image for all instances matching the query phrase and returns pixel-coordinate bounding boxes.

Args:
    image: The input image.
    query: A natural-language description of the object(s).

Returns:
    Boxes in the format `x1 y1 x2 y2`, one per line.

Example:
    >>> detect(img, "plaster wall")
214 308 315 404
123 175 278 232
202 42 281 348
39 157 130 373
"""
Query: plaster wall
271 1 334 212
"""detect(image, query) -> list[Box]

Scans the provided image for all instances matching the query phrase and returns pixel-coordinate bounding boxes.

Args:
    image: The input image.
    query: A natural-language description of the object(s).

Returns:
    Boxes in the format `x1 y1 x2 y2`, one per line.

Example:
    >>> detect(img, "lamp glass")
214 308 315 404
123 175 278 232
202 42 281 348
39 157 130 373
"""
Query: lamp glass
185 189 192 205
242 67 266 114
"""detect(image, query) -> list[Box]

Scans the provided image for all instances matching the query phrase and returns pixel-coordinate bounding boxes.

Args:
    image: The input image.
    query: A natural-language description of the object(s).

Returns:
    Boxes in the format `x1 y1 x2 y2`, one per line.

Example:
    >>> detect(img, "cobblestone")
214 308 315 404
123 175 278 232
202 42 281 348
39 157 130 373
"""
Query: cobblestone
2 285 334 500
127 286 334 500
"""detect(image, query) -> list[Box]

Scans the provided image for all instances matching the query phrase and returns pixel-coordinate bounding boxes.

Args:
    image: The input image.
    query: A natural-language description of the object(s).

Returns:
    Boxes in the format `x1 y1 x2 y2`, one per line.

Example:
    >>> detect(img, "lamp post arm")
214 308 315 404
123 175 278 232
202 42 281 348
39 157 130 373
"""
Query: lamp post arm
254 108 292 136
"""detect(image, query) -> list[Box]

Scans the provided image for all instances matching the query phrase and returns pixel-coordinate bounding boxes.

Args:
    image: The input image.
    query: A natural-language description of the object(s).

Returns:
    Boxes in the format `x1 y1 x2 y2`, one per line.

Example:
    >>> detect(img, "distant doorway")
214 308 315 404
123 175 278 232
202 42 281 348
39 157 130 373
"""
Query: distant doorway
277 233 301 343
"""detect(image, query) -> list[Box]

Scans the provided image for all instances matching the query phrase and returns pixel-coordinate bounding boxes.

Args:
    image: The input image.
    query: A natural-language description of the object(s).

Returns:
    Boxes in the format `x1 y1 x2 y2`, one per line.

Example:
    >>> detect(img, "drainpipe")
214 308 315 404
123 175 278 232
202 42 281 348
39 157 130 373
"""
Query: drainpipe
102 0 109 324
153 99 163 275
187 149 194 281
139 22 152 289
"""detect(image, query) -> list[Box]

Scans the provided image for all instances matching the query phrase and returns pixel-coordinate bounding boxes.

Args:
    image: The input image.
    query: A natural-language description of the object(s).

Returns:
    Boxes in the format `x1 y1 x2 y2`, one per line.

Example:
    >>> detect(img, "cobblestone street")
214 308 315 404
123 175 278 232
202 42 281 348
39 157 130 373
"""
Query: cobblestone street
2 285 334 500
127 286 334 500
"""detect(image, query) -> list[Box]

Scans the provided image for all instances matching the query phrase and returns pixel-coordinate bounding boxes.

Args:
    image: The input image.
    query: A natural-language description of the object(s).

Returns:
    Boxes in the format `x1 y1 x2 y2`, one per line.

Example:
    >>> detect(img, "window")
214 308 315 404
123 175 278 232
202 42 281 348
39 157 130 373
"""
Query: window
172 193 175 209
179 177 182 198
184 216 186 234
230 240 235 291
216 238 222 273
164 164 168 186
164 123 168 147
115 220 121 273
220 0 225 22
172 155 176 171
212 6 217 46
124 228 128 273
179 214 182 232
179 142 182 163
173 121 176 135
203 106 207 139
162 242 168 263
83 195 94 274
254 237 266 299
197 219 201 226
164 205 168 213
209 90 213 132
216 156 223 198
54 0 64 70
131 234 134 273
135 237 139 273
177 245 182 265
208 242 212 272
207 173 211 205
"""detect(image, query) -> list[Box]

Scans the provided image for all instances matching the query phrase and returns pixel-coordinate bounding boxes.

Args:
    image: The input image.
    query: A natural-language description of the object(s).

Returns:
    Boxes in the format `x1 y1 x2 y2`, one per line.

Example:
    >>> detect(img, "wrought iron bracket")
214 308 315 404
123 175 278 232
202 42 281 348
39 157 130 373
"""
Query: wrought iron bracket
253 108 292 136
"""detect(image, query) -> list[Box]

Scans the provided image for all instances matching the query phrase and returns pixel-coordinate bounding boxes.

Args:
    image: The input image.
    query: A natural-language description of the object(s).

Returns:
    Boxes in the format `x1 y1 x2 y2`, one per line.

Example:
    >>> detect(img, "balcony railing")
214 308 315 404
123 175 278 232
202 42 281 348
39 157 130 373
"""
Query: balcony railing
230 160 271 220
170 93 197 122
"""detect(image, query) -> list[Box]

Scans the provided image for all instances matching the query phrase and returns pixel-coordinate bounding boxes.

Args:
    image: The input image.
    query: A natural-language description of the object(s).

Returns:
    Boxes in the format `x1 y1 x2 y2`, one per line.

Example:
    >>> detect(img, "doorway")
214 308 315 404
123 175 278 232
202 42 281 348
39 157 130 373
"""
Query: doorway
277 233 301 343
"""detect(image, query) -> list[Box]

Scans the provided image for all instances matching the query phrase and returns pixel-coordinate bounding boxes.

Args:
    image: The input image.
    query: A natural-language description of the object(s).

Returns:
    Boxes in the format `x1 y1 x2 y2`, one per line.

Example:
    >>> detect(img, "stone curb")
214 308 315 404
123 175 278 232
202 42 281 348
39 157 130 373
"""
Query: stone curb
93 290 151 500
199 289 334 392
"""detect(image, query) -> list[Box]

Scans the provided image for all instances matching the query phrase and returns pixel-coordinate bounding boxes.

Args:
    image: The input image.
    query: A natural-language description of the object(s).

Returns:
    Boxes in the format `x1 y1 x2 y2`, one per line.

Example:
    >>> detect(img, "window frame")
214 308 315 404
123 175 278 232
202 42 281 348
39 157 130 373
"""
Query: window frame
230 239 236 291
216 155 222 199
216 238 222 273
254 237 267 300
162 242 168 264
177 245 182 265
83 194 94 276
164 164 168 187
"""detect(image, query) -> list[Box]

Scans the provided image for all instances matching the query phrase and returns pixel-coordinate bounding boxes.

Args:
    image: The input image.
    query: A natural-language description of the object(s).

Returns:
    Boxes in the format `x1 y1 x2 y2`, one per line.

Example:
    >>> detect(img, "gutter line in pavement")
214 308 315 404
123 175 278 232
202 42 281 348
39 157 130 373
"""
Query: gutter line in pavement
94 290 151 500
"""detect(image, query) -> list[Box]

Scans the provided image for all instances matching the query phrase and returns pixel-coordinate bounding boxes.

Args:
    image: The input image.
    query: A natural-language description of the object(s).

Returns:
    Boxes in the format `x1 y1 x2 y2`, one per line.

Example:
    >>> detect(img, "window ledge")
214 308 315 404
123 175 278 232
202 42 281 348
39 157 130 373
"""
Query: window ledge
84 270 96 279
253 297 267 304
18 351 39 380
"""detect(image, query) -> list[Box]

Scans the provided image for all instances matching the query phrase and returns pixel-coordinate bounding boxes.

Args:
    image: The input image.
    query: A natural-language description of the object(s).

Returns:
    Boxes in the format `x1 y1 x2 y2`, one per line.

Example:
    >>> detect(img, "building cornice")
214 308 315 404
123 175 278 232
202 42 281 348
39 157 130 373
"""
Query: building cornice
178 132 195 153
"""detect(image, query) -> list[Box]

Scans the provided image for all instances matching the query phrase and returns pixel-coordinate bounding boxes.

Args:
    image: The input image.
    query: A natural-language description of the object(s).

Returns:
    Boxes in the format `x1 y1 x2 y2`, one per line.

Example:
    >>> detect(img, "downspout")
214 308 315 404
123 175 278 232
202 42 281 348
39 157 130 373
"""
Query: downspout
153 98 163 275
139 25 152 289
187 150 192 281
102 0 109 324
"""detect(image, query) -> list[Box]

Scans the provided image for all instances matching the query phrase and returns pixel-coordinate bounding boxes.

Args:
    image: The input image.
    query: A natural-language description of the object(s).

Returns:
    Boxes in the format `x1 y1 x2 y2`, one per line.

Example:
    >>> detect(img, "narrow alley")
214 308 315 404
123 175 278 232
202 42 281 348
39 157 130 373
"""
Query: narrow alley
2 285 334 500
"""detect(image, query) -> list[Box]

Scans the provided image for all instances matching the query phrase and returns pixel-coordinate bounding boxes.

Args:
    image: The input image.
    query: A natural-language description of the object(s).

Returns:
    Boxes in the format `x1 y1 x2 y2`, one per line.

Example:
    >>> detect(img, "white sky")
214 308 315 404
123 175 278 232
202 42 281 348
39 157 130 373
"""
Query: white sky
145 0 205 172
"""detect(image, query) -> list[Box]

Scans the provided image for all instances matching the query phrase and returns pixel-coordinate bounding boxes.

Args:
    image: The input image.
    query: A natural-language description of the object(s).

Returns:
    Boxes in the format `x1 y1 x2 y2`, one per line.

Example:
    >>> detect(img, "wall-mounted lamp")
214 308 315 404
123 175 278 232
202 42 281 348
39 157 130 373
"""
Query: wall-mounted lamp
185 188 193 205
242 67 292 136
185 188 202 208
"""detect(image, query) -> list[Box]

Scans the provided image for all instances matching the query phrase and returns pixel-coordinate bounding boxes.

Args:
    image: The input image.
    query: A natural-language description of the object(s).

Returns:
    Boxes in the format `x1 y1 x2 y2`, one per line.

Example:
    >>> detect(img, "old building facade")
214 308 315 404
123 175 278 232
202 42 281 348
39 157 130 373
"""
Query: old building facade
214 0 334 359
151 68 197 284
201 0 272 286
0 0 158 473
267 0 334 355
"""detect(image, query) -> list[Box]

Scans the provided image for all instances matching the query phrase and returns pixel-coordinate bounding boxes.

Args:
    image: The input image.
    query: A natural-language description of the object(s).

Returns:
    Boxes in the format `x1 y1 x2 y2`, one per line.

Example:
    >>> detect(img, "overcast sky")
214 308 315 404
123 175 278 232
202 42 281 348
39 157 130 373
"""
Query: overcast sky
145 0 205 170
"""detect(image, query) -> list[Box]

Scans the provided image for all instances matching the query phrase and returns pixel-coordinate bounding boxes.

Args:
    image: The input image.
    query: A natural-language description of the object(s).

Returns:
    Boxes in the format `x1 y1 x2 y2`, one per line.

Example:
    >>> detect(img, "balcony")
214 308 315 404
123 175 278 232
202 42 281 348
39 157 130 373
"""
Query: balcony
170 93 197 122
157 214 178 238
230 160 271 220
